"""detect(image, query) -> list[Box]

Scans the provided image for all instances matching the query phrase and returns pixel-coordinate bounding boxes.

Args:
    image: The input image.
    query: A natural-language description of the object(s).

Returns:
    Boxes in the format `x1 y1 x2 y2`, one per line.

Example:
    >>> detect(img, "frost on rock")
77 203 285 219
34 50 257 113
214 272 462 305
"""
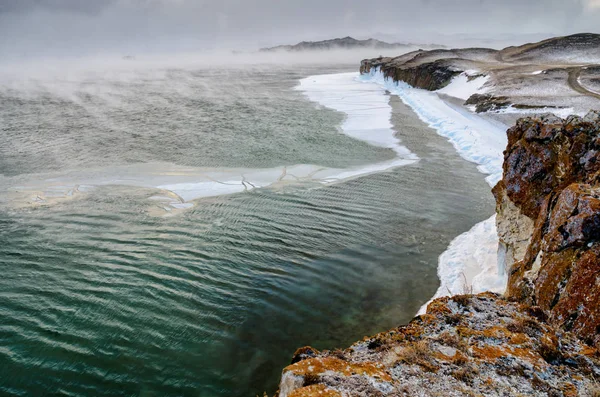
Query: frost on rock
277 294 600 397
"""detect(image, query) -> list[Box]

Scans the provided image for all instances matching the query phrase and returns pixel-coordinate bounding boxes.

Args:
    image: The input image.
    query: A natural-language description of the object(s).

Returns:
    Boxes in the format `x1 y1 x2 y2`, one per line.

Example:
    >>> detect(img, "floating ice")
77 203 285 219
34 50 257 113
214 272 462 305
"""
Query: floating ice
297 72 419 161
3 72 419 214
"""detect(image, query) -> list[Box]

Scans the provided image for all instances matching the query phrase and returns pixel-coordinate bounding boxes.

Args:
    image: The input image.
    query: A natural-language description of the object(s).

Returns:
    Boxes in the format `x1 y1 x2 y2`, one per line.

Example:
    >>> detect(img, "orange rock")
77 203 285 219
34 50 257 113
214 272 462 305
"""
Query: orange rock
288 385 342 397
284 357 392 382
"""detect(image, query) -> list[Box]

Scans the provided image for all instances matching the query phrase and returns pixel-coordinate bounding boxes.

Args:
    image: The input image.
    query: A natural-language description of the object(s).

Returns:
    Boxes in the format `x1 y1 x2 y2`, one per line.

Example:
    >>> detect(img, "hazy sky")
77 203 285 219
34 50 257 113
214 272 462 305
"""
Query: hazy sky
1 0 599 58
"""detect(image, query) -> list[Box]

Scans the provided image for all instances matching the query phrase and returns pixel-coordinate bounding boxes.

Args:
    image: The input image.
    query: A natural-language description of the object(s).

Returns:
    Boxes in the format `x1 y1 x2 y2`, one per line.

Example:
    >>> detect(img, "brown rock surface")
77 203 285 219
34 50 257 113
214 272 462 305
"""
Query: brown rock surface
499 112 600 220
498 112 600 346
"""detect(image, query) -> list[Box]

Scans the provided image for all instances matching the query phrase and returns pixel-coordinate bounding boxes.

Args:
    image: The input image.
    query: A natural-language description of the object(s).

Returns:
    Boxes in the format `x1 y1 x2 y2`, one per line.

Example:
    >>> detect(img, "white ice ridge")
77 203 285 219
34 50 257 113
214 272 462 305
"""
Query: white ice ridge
360 68 506 186
358 68 507 311
417 216 504 314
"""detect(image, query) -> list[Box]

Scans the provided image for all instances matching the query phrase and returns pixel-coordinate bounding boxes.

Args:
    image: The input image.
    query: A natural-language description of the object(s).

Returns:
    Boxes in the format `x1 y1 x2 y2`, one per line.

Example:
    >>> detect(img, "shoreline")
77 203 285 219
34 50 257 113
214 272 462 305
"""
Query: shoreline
358 68 509 311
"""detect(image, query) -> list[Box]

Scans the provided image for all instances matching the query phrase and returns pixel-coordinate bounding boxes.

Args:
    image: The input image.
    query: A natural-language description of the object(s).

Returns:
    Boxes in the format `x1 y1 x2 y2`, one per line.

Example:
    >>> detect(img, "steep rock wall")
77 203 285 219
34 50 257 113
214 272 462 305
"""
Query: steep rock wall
498 111 600 346
360 58 461 91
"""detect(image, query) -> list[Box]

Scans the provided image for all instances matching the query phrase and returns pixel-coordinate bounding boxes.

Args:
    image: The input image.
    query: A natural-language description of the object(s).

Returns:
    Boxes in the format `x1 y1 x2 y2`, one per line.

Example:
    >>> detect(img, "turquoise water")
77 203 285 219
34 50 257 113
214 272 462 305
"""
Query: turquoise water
0 63 494 396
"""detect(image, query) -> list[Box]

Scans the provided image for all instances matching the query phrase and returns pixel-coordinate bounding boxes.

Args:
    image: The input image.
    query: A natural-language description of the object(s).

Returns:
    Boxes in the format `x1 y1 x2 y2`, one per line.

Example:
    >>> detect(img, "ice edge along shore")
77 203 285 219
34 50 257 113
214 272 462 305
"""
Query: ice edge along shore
355 68 509 313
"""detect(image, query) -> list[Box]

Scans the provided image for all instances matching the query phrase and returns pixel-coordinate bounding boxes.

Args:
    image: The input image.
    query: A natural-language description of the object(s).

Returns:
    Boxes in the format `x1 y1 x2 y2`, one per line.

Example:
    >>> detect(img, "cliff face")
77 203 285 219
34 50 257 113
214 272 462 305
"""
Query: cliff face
495 111 600 346
360 57 462 91
275 112 600 396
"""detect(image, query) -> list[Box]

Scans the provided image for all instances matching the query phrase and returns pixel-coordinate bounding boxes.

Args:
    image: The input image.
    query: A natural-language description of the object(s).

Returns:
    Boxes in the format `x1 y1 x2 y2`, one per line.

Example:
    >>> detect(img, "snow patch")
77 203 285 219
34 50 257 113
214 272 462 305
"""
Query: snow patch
437 72 489 100
494 105 583 119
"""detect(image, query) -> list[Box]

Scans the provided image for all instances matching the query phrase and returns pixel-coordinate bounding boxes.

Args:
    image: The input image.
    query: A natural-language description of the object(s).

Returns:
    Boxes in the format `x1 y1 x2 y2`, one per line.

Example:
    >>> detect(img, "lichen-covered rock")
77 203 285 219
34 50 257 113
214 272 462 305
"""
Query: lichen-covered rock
277 294 600 396
497 112 600 345
499 112 600 220
542 184 600 252
508 183 600 346
287 384 342 397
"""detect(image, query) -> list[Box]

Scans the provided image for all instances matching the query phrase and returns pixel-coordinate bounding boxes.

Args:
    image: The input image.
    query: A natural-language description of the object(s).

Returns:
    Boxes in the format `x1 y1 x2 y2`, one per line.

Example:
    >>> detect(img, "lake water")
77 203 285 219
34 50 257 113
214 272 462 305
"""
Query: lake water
0 61 494 396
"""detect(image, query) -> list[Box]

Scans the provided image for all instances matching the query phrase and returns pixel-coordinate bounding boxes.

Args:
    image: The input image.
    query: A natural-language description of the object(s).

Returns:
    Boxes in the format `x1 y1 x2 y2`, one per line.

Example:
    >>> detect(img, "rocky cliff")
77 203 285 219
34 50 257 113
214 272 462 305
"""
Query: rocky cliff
359 33 600 115
274 113 600 395
273 34 600 395
495 111 600 347
359 48 498 91
278 294 600 396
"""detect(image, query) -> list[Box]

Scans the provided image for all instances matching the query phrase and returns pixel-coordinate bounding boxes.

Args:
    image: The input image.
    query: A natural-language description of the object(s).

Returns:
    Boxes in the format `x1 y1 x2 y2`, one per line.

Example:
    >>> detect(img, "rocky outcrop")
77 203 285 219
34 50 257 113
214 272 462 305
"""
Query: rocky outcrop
359 33 600 115
497 111 600 346
360 56 462 91
278 294 600 396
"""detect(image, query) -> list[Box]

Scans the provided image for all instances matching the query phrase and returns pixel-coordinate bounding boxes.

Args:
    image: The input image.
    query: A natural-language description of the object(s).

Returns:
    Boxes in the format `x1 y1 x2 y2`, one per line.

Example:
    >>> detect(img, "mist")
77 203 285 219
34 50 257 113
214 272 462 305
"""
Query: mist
1 0 600 61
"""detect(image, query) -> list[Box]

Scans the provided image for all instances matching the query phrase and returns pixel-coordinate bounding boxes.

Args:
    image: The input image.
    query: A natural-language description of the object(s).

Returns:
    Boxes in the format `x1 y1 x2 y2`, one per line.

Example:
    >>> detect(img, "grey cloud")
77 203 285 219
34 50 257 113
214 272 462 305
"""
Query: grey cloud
0 0 598 59
0 0 114 14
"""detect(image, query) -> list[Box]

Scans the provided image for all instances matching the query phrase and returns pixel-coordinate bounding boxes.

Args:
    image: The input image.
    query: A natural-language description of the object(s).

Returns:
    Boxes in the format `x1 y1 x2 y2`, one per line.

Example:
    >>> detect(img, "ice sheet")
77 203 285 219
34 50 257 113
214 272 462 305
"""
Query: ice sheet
3 72 419 214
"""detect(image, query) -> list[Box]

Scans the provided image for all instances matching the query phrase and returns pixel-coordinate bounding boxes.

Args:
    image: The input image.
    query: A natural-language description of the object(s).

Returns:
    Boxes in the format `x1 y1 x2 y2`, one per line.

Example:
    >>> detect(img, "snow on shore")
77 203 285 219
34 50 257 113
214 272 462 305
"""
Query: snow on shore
360 68 506 186
437 72 489 100
358 68 508 312
417 216 505 315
